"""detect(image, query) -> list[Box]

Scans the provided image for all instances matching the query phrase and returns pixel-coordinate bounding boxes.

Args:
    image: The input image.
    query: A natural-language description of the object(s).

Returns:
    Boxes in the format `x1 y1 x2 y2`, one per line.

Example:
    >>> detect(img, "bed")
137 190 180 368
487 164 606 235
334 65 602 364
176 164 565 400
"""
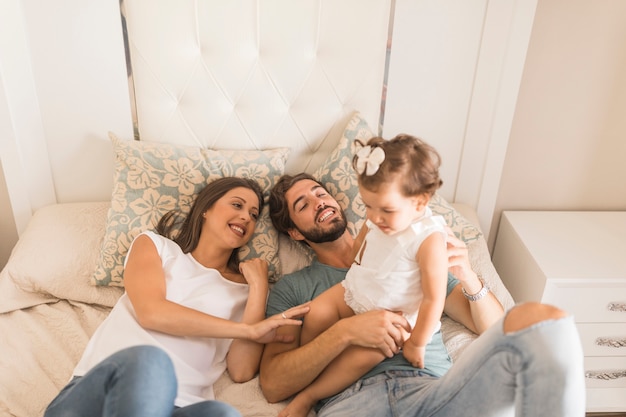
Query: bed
0 119 514 416
0 1 515 416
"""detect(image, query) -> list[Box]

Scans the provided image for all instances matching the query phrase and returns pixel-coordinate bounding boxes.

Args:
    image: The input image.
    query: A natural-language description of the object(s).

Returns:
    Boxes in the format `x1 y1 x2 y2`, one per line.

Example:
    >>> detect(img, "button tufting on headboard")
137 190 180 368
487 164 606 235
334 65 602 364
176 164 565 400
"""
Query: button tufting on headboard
122 0 391 174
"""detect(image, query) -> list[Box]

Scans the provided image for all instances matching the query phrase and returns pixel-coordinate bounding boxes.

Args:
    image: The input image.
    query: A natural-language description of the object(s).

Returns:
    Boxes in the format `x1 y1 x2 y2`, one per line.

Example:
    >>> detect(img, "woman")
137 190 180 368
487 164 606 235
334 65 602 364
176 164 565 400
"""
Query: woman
45 177 309 417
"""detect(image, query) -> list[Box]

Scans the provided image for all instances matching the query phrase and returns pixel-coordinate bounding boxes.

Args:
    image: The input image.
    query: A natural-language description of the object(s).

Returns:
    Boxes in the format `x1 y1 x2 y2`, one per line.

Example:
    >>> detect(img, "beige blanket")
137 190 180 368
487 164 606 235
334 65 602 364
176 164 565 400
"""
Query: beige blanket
0 202 513 417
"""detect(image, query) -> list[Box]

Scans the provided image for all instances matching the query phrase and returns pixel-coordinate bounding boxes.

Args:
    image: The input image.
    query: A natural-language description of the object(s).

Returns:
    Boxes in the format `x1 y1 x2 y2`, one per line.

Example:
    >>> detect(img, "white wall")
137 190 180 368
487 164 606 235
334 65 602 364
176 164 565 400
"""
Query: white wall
0 0 133 269
20 0 134 204
0 0 56 237
383 0 487 200
490 0 626 250
382 0 537 239
0 161 18 268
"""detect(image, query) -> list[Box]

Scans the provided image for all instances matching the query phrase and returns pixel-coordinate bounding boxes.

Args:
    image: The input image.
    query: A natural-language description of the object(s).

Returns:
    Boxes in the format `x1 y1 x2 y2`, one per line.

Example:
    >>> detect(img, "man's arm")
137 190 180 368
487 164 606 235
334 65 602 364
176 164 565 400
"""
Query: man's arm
443 231 504 334
259 310 408 403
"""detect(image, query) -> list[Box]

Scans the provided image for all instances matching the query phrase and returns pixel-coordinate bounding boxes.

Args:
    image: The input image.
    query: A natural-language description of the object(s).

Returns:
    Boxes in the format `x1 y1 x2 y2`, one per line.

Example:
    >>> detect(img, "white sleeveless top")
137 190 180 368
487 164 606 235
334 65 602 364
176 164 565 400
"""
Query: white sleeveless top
342 208 446 329
73 231 249 406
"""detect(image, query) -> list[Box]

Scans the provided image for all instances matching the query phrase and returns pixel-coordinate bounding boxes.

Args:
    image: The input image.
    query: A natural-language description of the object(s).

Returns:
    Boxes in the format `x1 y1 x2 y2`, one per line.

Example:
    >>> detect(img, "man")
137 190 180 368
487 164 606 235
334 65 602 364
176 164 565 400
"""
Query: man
260 173 585 417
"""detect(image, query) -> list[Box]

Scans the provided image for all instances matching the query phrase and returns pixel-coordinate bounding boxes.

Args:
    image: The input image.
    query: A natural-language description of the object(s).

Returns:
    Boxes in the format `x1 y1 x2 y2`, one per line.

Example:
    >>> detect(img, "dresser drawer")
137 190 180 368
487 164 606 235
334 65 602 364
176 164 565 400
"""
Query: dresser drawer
493 211 626 413
585 356 626 412
578 323 626 357
587 387 626 412
543 282 626 322
584 356 626 389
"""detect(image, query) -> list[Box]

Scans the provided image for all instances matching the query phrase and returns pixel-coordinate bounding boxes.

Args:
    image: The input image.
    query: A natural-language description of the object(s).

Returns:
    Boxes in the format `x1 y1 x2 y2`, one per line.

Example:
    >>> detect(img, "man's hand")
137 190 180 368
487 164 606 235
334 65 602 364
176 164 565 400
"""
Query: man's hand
337 310 411 357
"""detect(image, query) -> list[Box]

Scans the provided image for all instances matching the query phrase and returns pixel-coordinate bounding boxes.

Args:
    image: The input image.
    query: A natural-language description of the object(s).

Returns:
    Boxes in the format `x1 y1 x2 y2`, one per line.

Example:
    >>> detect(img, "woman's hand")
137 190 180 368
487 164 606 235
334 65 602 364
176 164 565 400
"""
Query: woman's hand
446 228 475 285
444 227 504 333
245 303 310 344
239 258 269 288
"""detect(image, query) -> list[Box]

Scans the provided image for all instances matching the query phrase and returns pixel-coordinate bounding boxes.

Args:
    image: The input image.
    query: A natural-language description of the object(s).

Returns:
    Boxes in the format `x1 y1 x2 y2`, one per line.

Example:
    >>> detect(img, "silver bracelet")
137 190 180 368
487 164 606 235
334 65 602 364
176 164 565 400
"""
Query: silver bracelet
462 277 490 302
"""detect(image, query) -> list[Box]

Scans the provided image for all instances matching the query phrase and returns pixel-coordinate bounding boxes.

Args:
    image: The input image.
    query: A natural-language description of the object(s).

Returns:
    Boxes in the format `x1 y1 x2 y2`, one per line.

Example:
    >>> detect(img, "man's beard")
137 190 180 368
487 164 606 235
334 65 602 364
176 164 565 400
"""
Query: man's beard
296 210 348 244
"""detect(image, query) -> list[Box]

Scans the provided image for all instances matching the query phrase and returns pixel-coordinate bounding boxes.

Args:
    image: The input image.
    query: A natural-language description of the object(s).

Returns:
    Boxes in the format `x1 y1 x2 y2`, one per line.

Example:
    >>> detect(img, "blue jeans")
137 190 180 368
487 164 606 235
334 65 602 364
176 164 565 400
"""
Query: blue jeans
44 345 241 417
317 313 585 417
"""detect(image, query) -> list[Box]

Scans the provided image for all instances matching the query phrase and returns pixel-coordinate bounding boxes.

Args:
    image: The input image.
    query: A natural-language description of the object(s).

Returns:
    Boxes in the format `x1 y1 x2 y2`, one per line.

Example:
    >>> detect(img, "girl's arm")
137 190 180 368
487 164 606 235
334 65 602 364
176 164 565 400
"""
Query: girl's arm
403 232 448 368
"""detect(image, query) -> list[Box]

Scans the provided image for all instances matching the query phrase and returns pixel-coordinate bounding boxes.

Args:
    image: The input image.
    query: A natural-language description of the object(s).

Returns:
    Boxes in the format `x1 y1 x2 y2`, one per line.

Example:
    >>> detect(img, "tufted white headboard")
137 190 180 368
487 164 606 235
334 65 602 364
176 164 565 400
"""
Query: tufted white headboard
122 0 391 175
1 0 536 249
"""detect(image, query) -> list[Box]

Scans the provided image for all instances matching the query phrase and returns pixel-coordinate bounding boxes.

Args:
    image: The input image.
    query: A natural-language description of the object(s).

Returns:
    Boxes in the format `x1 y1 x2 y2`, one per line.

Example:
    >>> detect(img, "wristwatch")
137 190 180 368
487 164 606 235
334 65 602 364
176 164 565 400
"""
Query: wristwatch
461 277 490 302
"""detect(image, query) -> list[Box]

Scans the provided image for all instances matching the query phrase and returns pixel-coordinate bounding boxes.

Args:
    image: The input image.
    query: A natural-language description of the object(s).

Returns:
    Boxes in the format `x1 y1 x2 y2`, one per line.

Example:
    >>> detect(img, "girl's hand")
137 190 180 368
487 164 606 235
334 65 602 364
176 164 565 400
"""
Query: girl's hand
239 258 269 288
402 338 426 368
246 303 310 344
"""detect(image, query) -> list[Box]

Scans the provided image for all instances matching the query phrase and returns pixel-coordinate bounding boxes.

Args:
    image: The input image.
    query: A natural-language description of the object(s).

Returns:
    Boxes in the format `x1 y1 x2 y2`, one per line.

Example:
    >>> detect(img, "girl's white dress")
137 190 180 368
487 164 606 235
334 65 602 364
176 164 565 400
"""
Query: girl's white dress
342 207 446 331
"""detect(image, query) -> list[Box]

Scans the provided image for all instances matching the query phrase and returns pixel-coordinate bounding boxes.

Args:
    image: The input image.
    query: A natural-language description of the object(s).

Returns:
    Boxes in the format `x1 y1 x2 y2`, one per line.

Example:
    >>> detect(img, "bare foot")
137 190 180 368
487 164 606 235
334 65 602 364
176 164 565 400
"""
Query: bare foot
278 392 316 417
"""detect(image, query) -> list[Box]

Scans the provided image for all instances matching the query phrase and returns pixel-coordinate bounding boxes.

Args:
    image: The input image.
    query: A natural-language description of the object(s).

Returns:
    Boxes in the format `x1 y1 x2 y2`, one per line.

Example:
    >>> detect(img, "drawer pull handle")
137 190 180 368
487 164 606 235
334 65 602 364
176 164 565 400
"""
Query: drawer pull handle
595 337 626 348
607 302 626 312
585 370 626 380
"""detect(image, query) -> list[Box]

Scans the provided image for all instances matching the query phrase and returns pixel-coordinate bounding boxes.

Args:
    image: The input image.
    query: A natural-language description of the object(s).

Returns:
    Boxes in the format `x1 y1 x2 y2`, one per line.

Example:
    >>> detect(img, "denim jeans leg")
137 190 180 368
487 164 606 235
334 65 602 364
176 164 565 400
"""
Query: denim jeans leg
319 313 585 417
44 345 178 417
173 400 242 417
393 314 586 417
317 374 392 417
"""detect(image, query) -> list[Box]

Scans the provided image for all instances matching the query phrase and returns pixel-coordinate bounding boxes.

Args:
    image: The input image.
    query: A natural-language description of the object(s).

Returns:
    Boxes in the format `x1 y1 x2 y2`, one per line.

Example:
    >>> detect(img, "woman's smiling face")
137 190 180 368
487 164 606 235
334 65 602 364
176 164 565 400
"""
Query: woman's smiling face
203 186 261 247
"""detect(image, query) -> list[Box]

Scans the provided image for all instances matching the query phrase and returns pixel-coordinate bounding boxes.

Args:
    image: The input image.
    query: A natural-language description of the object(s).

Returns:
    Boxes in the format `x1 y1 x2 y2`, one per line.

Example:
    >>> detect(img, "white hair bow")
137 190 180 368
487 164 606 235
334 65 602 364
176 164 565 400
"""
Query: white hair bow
355 145 385 176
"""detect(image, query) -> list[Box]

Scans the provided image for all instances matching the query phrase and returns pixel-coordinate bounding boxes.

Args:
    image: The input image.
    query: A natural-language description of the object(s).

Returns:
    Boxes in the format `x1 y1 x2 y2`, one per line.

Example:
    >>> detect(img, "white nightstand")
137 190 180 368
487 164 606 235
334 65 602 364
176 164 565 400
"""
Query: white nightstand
492 211 626 413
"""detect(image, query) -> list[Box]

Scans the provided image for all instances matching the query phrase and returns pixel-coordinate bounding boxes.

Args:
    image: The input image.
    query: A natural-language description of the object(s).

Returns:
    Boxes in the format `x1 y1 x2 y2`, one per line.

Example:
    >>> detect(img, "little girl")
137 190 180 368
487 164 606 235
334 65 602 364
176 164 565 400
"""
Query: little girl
279 134 448 417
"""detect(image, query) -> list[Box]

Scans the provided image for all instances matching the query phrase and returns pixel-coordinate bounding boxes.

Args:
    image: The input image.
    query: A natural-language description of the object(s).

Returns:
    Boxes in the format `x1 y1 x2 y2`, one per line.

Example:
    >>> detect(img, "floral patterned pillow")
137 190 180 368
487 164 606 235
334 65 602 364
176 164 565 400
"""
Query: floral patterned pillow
312 111 482 243
92 133 289 286
429 194 482 242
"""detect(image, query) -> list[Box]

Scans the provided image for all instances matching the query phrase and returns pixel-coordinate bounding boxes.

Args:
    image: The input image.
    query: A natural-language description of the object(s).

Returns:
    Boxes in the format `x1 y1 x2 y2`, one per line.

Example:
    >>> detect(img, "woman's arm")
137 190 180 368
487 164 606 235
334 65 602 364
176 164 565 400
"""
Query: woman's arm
443 231 504 334
123 236 306 342
226 258 271 382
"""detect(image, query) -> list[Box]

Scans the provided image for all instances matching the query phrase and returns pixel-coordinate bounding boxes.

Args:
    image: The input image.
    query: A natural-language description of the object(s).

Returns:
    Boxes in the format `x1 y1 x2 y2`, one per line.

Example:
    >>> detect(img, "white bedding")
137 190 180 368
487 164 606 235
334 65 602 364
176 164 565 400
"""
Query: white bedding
0 200 513 417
